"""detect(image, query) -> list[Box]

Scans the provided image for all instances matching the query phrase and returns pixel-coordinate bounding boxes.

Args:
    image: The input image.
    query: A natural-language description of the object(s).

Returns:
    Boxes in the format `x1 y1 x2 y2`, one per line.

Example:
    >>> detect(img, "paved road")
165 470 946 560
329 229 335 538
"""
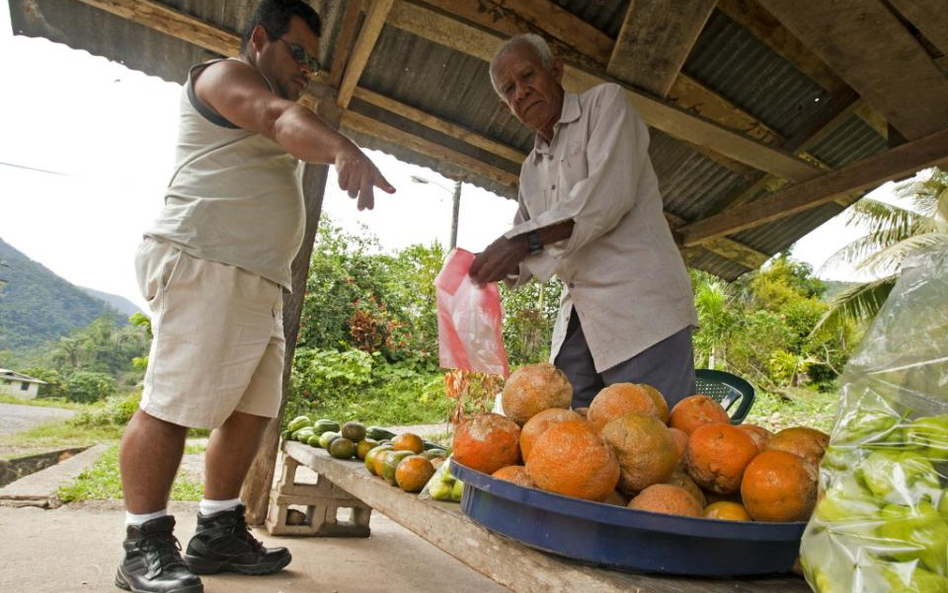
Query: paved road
0 402 76 436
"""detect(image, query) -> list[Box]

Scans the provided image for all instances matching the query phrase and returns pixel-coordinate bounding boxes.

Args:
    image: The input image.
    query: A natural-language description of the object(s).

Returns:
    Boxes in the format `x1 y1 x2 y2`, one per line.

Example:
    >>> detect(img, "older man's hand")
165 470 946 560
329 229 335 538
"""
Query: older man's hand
470 235 527 285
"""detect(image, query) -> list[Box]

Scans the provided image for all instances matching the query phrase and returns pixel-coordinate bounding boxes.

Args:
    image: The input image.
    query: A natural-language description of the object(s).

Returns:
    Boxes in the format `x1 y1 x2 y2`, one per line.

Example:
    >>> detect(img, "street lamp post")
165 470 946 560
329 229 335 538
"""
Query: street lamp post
411 175 462 250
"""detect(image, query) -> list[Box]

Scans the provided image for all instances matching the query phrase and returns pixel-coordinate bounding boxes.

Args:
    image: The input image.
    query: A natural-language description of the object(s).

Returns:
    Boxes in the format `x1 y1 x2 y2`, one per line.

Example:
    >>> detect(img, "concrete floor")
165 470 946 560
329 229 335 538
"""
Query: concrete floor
0 500 512 593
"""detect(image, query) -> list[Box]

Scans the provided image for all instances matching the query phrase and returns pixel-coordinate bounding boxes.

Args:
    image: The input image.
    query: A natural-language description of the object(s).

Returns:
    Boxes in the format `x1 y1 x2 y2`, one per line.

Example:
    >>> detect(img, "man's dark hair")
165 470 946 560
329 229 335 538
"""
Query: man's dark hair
240 0 322 52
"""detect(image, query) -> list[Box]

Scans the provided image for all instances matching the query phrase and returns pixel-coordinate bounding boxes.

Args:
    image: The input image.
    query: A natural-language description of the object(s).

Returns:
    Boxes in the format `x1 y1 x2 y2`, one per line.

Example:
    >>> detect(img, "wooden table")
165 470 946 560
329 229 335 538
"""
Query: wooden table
271 441 812 593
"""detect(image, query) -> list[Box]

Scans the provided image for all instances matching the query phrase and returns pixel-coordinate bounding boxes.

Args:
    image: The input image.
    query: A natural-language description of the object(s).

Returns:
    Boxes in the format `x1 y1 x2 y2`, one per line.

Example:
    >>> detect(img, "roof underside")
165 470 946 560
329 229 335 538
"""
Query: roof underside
10 0 948 280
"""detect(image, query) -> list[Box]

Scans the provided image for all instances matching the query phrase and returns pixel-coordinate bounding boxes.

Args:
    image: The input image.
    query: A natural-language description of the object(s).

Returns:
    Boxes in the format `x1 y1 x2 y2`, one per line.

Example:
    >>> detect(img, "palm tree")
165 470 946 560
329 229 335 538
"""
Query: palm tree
691 271 737 369
812 167 948 334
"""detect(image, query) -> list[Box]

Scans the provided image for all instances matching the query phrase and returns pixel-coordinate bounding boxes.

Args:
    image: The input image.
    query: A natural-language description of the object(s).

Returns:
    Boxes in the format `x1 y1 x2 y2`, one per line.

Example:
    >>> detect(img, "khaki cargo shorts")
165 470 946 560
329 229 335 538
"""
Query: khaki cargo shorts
134 237 285 429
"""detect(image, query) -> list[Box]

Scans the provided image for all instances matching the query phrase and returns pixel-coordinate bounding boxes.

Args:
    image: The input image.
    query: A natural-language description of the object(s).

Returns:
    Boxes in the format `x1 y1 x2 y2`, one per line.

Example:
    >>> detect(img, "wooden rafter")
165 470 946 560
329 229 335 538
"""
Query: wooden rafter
886 0 948 58
72 0 238 55
665 213 768 269
387 0 822 183
757 0 948 141
328 0 363 89
353 89 526 163
608 0 717 98
341 111 519 188
679 127 948 246
420 0 782 146
337 0 394 108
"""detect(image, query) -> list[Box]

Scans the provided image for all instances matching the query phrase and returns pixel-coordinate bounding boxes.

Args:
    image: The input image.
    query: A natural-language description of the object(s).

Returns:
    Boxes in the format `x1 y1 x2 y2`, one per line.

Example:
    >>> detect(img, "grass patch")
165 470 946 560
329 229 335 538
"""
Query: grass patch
184 442 207 454
289 371 454 428
0 420 125 450
57 445 204 503
746 388 840 433
0 395 87 410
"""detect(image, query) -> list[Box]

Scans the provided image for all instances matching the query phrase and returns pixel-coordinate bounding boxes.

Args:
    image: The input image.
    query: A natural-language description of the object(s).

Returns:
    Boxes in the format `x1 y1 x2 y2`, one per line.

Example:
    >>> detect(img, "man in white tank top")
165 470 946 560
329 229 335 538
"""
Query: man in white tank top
116 2 395 592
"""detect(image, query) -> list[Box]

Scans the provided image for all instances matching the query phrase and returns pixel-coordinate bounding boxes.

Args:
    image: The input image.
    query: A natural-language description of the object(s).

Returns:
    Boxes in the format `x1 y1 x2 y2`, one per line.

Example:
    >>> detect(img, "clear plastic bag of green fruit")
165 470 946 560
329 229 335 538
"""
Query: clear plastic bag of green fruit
800 244 948 593
419 454 465 502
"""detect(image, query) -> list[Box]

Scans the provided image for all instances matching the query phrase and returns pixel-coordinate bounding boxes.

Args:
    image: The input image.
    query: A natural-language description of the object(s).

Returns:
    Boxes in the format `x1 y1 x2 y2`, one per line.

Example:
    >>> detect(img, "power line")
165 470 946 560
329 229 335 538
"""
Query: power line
0 161 71 177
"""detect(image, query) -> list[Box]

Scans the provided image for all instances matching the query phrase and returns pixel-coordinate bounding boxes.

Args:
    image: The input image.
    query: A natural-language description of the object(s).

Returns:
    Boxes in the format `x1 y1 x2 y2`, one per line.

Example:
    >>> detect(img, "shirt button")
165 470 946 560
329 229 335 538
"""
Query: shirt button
551 184 556 190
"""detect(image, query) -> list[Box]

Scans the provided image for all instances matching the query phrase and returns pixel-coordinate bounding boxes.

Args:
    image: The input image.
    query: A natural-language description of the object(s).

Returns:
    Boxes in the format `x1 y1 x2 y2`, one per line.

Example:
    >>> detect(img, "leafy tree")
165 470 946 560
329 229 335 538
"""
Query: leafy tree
691 270 738 370
814 167 947 333
65 370 115 403
499 278 562 367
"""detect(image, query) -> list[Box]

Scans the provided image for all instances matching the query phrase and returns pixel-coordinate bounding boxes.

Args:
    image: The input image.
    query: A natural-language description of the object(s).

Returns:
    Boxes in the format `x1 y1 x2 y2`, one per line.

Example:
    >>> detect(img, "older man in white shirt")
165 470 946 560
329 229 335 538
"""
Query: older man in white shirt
470 33 698 410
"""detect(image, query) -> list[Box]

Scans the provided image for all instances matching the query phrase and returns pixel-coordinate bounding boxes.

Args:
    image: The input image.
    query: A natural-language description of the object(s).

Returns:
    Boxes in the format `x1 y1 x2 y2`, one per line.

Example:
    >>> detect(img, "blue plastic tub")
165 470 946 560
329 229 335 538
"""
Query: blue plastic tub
451 460 806 576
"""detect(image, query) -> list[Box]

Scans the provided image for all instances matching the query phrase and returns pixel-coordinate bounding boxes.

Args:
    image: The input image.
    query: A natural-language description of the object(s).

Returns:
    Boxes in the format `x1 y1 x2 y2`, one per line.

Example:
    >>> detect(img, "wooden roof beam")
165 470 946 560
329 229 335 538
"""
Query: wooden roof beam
328 0 363 89
337 0 394 108
608 0 717 98
72 0 238 55
715 0 888 139
679 127 948 246
341 110 519 188
757 0 948 141
419 1 782 144
389 0 822 182
885 0 948 58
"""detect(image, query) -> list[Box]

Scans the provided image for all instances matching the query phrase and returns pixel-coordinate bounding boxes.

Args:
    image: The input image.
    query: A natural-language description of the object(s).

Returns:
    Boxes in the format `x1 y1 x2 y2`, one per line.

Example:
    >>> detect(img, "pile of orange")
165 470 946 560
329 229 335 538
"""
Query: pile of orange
453 364 826 524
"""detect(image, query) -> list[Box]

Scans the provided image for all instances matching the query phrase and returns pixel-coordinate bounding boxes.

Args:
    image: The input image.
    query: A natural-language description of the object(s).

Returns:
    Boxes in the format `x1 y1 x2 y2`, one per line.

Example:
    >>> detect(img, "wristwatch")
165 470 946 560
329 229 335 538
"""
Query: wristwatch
525 230 544 255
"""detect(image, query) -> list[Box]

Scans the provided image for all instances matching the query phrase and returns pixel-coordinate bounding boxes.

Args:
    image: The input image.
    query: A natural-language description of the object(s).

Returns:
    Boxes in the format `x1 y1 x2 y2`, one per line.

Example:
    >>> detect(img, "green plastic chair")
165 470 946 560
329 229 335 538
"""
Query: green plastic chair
694 369 755 425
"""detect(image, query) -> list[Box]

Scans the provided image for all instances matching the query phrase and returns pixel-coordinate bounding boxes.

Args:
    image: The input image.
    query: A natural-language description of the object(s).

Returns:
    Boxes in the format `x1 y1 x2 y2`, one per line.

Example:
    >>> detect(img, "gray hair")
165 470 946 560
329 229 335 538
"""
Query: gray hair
489 33 555 97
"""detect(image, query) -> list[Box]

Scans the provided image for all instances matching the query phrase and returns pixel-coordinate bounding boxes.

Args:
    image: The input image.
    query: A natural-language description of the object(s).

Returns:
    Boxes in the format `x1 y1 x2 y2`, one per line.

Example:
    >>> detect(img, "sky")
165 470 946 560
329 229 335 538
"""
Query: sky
0 3 889 313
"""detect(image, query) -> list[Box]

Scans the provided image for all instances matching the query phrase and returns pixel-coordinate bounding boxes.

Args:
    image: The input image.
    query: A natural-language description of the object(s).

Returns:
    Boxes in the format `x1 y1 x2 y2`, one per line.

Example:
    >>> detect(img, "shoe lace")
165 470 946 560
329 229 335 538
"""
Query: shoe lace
141 532 188 572
227 513 265 554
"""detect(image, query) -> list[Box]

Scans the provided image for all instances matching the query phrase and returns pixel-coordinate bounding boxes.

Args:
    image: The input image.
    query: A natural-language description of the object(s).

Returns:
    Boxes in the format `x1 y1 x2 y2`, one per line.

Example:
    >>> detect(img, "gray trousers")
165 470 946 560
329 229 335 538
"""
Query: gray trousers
553 311 696 410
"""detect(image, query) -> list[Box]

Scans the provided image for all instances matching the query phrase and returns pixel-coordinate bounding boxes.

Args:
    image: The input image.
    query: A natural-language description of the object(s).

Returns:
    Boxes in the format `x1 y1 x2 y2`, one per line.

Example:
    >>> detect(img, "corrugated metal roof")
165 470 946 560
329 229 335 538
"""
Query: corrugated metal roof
7 0 901 280
683 9 830 140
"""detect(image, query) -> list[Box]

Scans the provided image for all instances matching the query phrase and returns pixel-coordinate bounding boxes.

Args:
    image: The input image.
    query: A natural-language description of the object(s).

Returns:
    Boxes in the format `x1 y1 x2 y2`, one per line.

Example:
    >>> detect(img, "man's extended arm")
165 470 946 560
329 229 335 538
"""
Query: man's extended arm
195 60 393 210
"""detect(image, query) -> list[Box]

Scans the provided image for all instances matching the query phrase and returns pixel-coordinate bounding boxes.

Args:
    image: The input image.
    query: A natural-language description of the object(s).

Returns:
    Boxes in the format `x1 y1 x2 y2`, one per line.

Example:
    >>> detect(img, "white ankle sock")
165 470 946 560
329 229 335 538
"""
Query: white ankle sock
199 497 242 516
125 509 168 526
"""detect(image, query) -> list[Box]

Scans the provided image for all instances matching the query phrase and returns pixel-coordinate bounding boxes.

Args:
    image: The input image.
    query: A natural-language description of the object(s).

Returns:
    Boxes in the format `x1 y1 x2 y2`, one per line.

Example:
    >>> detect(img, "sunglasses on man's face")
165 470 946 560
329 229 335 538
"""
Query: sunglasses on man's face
278 39 320 73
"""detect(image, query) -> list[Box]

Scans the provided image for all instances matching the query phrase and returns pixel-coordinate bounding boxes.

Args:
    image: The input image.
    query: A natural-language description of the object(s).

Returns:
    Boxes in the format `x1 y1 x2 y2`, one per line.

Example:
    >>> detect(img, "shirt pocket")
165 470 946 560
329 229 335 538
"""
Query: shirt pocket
558 143 588 196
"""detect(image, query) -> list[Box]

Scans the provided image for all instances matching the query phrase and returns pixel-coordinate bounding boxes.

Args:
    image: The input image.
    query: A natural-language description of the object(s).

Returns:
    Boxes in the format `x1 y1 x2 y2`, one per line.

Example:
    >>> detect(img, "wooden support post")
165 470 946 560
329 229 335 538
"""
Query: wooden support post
241 86 343 524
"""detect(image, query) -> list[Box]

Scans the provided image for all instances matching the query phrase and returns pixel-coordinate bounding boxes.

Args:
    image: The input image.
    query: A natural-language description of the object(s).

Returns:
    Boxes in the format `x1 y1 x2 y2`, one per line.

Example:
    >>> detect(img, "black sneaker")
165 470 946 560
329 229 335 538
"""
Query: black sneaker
115 515 203 593
184 504 291 575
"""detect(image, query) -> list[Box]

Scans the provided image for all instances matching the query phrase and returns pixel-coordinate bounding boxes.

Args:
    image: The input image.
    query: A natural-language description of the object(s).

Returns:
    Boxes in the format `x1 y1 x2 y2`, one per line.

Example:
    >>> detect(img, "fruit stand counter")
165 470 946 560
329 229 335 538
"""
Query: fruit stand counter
272 440 811 593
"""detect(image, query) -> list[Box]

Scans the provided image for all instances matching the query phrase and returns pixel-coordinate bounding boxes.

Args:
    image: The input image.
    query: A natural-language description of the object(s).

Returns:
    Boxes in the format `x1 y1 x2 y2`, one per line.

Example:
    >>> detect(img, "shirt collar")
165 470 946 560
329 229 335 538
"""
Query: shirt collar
532 91 581 162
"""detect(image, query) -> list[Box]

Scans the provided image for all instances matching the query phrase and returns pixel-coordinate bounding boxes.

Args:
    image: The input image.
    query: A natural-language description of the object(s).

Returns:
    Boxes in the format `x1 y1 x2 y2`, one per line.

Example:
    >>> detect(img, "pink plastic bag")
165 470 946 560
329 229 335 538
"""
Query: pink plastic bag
435 249 509 378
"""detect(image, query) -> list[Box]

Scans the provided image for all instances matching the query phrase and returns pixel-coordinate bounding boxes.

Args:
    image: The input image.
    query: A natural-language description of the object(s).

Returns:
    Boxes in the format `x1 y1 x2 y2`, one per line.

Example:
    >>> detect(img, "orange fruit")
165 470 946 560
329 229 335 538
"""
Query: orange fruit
519 407 583 462
395 455 436 492
600 413 678 495
627 484 702 517
392 433 425 454
638 383 670 424
501 362 572 425
587 383 664 432
491 465 533 487
525 420 620 501
453 413 521 475
669 395 730 435
685 423 759 494
703 501 752 521
736 424 774 453
668 427 689 463
666 469 707 508
765 426 830 468
741 450 818 522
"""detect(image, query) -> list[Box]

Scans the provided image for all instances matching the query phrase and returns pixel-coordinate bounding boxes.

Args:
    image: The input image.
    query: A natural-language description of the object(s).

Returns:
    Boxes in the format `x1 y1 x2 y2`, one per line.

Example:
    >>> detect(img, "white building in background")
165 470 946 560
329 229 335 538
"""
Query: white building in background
0 369 47 400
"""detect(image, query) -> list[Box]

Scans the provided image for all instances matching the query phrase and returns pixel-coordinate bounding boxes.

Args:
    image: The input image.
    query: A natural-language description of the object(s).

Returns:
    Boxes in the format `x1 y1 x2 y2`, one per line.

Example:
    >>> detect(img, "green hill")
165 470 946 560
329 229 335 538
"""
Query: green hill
0 238 124 353
821 279 860 301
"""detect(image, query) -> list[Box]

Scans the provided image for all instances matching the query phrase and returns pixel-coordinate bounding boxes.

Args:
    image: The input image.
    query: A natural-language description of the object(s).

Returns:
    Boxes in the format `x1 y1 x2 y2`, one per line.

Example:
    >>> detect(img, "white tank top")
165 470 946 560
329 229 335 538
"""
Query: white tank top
146 59 304 290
